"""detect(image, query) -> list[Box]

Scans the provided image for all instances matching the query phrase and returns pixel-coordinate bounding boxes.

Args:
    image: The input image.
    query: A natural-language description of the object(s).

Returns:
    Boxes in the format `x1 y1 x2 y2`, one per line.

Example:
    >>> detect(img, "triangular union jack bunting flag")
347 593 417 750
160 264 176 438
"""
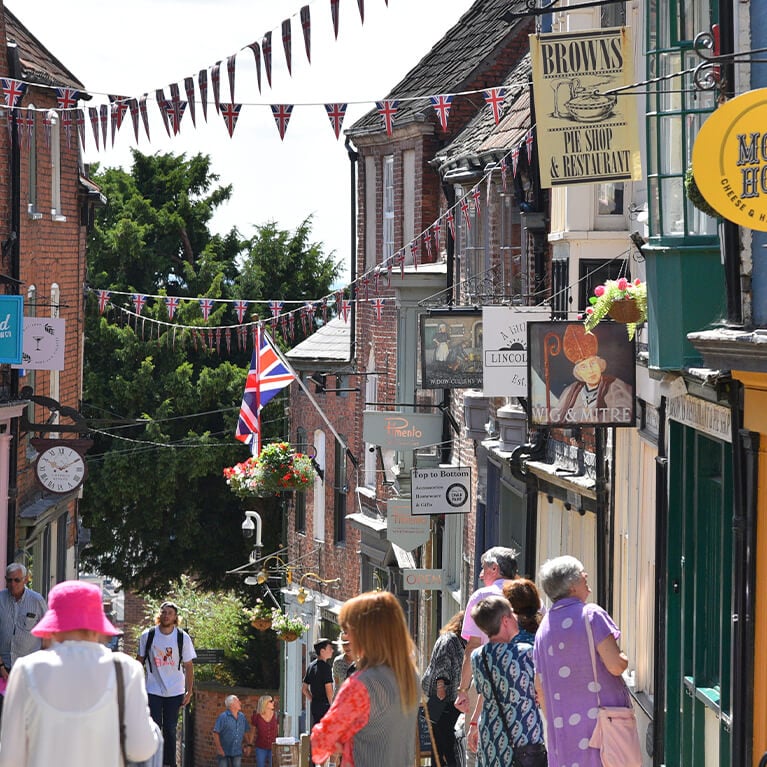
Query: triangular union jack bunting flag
132 294 147 314
511 147 520 178
300 6 311 63
56 87 79 110
325 103 347 140
76 109 86 150
1 79 26 108
184 77 197 127
483 88 506 125
220 104 242 138
97 290 111 314
89 107 100 150
282 19 293 76
128 99 140 143
330 0 340 39
271 104 293 140
247 42 262 93
263 32 273 88
234 300 248 323
357 0 365 24
139 95 151 141
376 100 398 136
211 61 222 114
430 94 452 131
199 298 214 321
526 129 535 164
198 69 209 122
500 156 509 191
100 104 109 147
165 296 179 320
227 54 237 102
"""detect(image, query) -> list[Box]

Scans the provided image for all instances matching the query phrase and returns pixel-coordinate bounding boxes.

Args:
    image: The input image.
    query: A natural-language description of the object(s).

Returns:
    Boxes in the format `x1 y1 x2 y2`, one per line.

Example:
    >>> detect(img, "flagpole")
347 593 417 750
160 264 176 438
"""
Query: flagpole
263 327 355 466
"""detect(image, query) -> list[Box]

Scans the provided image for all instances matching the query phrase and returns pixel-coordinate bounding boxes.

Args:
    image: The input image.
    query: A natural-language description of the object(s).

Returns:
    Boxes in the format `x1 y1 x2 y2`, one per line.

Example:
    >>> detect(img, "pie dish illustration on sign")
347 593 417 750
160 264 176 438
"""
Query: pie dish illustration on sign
35 444 87 493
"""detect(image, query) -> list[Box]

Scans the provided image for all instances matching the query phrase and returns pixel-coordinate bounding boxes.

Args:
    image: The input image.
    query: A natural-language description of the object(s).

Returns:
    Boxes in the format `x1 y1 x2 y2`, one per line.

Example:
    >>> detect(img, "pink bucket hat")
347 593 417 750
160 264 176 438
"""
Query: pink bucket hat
32 580 119 637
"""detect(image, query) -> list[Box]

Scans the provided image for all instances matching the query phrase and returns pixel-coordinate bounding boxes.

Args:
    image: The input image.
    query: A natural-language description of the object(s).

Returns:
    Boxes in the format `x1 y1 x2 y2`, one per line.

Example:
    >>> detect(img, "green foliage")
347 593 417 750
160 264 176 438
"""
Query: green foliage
137 576 250 685
81 150 341 597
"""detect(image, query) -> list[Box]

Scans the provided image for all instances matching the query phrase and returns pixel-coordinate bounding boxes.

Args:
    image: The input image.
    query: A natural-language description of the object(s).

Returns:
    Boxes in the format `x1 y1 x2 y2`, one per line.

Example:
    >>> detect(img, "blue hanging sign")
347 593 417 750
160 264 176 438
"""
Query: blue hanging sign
0 297 24 365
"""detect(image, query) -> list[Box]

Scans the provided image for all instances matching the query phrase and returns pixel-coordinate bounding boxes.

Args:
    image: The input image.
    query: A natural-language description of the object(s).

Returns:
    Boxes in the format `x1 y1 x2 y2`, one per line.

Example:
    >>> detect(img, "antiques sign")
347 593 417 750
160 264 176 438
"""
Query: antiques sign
692 88 767 231
528 321 636 426
483 307 548 396
420 311 483 389
387 499 430 551
530 27 642 188
363 411 443 450
411 467 471 516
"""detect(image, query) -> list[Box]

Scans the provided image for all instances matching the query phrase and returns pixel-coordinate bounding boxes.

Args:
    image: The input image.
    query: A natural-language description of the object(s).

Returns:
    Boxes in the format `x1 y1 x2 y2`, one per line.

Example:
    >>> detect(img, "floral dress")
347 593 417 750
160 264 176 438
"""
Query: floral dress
471 637 544 767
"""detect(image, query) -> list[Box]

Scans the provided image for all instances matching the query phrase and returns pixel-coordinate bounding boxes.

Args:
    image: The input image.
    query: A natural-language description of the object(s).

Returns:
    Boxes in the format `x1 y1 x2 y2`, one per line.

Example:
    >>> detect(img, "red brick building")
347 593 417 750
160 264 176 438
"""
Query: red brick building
0 3 98 592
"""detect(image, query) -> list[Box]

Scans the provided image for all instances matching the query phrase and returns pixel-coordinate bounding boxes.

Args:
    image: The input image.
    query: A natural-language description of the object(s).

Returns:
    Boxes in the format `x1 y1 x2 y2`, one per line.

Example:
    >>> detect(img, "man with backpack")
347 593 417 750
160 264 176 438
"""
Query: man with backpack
137 601 196 767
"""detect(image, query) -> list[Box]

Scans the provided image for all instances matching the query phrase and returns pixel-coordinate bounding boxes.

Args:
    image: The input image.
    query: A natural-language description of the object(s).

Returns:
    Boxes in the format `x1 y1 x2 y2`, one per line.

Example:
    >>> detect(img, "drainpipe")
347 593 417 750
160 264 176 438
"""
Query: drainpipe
594 427 609 609
5 42 22 565
344 137 358 364
652 398 668 767
439 182 457 465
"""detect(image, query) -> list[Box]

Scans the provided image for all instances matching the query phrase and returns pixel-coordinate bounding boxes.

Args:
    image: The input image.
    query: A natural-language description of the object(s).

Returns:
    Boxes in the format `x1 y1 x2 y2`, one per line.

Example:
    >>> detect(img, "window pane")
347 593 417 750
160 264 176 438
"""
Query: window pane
660 116 683 176
596 183 625 215
383 156 394 261
661 176 685 235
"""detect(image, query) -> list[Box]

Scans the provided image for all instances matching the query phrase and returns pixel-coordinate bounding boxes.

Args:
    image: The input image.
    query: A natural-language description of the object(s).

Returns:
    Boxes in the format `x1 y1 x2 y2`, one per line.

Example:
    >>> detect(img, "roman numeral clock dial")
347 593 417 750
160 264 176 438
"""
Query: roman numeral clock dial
34 444 88 494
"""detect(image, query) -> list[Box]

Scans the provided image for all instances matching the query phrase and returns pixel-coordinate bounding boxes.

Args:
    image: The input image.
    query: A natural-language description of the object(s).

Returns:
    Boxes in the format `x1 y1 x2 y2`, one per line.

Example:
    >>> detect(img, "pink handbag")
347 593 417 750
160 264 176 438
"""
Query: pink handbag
584 613 642 767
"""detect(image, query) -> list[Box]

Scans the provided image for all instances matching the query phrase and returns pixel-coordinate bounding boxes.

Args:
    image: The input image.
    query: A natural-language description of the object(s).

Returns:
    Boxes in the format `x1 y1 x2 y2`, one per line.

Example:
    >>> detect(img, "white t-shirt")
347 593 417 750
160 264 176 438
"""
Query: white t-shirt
461 579 506 645
139 627 196 697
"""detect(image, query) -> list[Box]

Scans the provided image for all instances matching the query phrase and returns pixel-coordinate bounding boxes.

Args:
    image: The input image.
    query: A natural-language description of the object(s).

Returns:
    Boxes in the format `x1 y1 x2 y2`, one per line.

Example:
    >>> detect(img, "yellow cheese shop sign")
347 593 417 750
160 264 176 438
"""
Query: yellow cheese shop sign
692 88 767 230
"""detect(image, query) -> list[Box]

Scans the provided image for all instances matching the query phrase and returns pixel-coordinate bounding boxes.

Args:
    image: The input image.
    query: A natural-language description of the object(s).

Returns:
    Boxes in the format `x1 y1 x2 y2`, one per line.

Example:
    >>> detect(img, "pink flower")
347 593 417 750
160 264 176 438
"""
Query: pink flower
594 285 605 297
585 307 594 315
617 277 629 291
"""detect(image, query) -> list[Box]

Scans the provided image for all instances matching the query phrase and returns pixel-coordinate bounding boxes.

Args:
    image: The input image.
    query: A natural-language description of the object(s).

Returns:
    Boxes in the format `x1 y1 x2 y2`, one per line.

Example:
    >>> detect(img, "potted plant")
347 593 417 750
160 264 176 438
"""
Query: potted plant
583 278 647 340
684 166 720 218
245 599 273 631
223 442 316 498
270 609 309 642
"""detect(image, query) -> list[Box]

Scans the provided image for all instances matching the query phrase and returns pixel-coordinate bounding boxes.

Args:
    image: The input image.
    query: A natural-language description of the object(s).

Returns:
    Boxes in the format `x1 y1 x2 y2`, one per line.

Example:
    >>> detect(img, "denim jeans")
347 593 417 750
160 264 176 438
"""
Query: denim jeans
216 757 242 767
255 747 273 767
148 693 184 767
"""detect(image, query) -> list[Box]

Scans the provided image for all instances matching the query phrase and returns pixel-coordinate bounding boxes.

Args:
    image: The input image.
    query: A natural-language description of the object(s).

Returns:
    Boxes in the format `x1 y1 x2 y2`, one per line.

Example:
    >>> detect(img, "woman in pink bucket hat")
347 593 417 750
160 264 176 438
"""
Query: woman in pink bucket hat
0 580 159 767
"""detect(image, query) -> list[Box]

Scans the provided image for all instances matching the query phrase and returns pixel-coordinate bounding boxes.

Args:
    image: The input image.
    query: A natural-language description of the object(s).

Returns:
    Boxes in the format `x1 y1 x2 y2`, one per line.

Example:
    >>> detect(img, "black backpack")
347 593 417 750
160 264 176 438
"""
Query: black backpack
142 627 186 671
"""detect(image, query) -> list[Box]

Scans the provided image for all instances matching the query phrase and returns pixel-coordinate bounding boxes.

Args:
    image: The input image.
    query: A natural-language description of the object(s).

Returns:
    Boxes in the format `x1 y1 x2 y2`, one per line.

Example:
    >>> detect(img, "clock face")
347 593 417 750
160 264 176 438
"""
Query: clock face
35 445 87 494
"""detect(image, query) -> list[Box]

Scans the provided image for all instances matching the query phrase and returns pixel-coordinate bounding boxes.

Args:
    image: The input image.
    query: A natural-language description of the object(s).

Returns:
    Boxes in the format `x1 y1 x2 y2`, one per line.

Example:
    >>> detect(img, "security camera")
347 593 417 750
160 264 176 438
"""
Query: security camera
368 445 376 453
242 516 255 539
241 511 263 548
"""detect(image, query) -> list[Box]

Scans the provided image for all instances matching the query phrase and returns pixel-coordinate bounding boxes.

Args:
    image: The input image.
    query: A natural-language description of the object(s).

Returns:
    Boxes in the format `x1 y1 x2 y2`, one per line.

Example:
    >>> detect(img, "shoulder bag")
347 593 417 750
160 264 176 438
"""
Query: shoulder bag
114 657 164 767
584 612 642 767
480 647 547 767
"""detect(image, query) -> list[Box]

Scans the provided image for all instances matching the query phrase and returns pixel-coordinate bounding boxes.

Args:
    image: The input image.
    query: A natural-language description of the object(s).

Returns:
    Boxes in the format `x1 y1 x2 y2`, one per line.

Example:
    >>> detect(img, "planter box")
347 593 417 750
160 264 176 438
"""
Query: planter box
272 742 300 767
643 242 725 370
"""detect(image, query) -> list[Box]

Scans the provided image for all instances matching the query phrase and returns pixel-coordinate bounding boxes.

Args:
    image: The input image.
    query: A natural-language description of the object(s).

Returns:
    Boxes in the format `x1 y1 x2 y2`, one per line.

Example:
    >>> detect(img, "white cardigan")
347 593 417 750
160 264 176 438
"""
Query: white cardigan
0 641 158 767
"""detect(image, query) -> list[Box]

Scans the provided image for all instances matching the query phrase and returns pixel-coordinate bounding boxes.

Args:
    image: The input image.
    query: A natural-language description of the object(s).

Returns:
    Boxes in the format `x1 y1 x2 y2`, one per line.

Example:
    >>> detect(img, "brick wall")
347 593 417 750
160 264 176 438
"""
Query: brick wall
194 684 279 766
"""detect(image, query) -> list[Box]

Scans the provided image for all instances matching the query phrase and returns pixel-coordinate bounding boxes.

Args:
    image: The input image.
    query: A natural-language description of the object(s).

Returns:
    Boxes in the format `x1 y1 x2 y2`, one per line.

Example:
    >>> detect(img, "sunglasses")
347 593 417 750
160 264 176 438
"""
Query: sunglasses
5 577 23 583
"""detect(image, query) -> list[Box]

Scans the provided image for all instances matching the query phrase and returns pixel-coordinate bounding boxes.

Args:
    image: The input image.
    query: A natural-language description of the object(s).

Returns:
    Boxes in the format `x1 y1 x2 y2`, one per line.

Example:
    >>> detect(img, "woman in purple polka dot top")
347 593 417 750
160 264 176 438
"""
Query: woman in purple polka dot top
533 556 633 767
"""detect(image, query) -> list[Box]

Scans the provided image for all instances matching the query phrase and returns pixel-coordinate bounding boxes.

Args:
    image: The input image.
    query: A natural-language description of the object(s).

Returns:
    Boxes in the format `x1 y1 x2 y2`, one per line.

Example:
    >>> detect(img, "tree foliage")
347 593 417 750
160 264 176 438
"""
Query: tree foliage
81 150 341 599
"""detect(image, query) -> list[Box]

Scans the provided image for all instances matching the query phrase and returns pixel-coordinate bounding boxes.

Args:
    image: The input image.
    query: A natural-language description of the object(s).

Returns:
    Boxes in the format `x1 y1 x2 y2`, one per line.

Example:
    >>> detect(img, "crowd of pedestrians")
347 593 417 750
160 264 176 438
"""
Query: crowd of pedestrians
0 552 637 767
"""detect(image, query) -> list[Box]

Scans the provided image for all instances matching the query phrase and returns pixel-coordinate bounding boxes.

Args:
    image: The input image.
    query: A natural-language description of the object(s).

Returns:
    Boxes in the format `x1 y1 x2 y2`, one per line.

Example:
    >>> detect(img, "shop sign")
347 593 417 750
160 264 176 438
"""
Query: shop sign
528 320 636 426
386 499 430 551
402 569 443 591
691 88 767 231
411 467 471 516
363 411 443 450
667 394 732 443
530 27 642 188
420 310 483 389
0 296 23 365
483 306 548 396
12 317 65 371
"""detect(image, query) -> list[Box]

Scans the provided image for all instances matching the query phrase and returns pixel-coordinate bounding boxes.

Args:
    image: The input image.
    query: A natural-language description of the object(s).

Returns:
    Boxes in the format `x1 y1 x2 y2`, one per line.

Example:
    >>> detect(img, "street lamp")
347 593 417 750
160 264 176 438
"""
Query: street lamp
296 572 341 604
256 555 294 586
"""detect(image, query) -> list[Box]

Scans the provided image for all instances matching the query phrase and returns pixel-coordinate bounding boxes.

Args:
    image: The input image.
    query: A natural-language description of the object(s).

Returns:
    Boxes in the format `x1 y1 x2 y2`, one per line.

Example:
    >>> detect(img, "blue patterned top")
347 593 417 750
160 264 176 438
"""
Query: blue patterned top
471 636 544 767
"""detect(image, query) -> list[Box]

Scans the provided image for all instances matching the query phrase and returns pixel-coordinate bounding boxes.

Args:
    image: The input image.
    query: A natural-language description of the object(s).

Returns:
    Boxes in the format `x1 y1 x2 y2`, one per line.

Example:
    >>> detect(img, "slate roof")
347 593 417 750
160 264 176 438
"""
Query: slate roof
5 7 85 90
286 316 351 365
348 0 528 136
433 53 532 173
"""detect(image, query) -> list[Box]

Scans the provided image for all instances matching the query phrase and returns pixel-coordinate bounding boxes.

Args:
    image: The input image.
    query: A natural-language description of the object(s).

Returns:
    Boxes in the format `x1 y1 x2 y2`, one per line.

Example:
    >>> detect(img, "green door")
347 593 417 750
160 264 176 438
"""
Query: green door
665 422 732 767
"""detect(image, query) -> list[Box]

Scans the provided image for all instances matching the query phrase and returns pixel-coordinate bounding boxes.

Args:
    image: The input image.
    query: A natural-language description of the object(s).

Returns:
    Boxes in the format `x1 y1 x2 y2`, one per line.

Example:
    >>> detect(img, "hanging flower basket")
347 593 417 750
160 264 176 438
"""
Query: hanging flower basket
245 600 273 631
251 618 273 631
270 608 309 641
684 166 720 219
223 442 316 498
583 278 647 341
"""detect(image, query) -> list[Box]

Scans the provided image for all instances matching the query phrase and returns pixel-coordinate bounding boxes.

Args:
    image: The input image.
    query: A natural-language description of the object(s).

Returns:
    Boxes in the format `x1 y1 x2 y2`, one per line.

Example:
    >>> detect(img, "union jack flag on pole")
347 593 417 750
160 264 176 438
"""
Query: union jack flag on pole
235 328 295 451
